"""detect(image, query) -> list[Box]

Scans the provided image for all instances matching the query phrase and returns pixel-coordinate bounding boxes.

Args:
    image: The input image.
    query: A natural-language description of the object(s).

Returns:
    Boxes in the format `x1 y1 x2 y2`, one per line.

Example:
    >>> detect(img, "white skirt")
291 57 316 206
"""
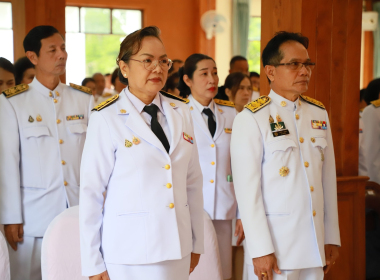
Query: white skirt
106 253 191 280
212 220 232 279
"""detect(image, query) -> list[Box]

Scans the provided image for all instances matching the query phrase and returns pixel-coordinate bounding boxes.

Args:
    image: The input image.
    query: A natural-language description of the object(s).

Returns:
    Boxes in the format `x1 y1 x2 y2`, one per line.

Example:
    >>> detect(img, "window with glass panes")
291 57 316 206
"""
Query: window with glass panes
65 7 142 85
247 17 261 74
0 2 13 63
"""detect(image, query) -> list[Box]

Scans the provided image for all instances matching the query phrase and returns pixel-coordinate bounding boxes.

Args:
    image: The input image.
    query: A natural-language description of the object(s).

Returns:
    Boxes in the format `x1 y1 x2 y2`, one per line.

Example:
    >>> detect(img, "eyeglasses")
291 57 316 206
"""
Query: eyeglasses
273 62 316 71
129 58 173 71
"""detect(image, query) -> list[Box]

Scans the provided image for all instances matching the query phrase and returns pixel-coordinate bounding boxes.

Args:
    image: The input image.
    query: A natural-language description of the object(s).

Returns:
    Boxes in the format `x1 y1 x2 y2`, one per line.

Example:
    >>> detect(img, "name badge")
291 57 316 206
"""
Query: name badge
183 132 194 144
66 114 84 121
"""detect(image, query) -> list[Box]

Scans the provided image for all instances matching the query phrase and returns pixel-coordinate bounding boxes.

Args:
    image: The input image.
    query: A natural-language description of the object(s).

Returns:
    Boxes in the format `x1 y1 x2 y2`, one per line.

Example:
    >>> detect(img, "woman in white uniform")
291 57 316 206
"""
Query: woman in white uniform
178 54 245 280
79 26 204 280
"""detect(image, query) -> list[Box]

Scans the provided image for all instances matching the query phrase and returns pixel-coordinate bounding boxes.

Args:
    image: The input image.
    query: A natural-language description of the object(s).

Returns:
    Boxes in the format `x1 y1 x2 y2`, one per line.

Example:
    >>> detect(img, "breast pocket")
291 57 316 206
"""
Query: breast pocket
267 138 297 166
21 126 52 189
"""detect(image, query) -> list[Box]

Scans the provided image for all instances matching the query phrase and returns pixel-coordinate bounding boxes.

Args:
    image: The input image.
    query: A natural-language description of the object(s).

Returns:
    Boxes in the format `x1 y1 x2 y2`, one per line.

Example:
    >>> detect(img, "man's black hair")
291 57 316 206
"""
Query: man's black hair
250 71 260 78
262 31 309 83
82 77 95 87
364 78 380 105
0 57 15 75
23 25 61 56
229 55 247 69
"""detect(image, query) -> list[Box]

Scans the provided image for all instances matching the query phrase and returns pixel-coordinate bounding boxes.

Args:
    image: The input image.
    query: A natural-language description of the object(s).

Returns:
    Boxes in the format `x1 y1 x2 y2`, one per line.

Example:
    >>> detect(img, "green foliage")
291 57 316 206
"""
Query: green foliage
85 34 124 76
247 17 261 74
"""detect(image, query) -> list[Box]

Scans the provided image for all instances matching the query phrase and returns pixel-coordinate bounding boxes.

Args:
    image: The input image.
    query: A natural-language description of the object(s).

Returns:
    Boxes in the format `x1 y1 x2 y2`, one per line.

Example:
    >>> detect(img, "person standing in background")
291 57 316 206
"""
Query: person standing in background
82 77 97 96
0 57 15 92
224 72 253 113
215 56 249 101
0 25 94 280
178 53 245 280
14 56 35 85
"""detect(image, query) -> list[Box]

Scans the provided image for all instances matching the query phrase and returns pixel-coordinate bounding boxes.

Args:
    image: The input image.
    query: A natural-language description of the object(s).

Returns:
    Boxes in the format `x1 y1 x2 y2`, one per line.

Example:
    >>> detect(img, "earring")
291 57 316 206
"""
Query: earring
123 73 127 78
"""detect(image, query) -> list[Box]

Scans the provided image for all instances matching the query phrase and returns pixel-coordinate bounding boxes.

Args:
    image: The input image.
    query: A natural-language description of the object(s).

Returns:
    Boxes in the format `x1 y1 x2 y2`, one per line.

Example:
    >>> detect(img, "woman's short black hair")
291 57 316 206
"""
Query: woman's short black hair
224 72 250 99
364 78 380 105
23 25 60 56
0 57 15 75
262 31 309 83
14 57 35 85
177 53 215 97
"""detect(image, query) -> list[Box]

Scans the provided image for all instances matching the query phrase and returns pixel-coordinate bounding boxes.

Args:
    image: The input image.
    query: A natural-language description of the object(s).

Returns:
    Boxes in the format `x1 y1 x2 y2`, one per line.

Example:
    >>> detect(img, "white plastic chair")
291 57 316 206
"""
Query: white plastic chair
0 229 10 280
41 206 88 280
189 211 223 280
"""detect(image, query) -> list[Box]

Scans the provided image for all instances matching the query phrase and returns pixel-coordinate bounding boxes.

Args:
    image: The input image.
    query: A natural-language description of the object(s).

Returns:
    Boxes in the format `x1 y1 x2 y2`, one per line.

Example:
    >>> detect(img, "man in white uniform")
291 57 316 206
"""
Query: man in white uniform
0 25 93 280
231 31 340 280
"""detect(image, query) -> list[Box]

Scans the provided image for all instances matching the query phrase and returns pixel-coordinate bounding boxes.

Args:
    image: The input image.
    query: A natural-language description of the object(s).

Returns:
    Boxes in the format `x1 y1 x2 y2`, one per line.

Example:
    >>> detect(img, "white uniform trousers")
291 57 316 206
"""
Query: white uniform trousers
8 236 42 280
106 253 191 280
247 265 324 280
212 220 232 279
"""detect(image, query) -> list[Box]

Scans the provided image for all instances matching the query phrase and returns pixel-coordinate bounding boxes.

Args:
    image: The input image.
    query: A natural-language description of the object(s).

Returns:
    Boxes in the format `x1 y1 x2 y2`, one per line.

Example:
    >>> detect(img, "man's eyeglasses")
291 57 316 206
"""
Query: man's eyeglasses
129 58 173 71
273 62 316 71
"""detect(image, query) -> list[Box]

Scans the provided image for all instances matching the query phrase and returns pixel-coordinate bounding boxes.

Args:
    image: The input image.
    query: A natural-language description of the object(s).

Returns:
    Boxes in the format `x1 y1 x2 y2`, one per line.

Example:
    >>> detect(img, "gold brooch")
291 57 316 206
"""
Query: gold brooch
279 166 289 177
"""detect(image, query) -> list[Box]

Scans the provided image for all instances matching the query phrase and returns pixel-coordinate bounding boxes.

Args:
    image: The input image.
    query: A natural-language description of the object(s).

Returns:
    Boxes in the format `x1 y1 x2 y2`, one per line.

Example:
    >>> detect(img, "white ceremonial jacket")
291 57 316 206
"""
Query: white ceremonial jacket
187 95 238 220
79 89 204 276
0 78 93 237
231 90 341 270
362 100 380 184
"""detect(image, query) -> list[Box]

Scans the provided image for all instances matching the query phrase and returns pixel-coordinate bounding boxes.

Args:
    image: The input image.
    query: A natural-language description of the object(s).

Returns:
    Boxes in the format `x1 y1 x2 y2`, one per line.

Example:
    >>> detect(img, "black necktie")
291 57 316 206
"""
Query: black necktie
202 108 216 137
143 104 170 153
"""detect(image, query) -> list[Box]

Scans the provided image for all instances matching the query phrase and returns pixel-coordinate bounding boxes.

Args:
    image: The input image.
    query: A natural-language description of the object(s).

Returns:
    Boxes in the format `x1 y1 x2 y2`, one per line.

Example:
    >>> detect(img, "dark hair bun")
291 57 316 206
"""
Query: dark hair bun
177 67 190 96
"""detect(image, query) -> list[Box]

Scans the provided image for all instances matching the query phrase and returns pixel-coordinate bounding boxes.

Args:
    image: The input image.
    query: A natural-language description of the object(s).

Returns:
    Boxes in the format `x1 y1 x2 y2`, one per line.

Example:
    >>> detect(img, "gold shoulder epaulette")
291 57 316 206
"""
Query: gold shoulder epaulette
102 93 113 98
299 95 325 110
69 83 92 95
371 99 380 108
92 94 119 111
3 84 29 98
214 98 235 107
244 96 271 113
160 90 189 104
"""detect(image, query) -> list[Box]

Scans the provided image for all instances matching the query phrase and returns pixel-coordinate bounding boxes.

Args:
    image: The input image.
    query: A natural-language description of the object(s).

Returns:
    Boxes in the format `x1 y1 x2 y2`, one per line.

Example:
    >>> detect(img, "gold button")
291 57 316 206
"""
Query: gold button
211 144 215 148
210 180 214 183
49 92 53 97
170 103 176 107
295 114 299 120
61 160 66 165
56 119 61 124
53 99 58 103
281 101 286 107
120 109 126 114
211 162 215 165
311 137 316 143
59 139 63 144
166 183 172 189
63 181 68 186
299 137 304 143
304 161 309 167
313 210 316 216
56 92 60 97
190 106 193 110
165 164 170 170
169 203 174 209
310 186 314 192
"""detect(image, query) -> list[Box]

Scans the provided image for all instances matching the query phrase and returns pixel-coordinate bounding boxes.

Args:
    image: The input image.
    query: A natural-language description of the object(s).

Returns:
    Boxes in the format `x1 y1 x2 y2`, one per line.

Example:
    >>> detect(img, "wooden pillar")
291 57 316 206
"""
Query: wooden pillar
363 0 374 87
11 0 66 81
261 0 367 279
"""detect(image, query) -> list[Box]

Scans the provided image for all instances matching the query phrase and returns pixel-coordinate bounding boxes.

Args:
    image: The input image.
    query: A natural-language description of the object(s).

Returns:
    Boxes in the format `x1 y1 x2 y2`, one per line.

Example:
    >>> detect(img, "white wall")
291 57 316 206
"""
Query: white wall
215 0 261 84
